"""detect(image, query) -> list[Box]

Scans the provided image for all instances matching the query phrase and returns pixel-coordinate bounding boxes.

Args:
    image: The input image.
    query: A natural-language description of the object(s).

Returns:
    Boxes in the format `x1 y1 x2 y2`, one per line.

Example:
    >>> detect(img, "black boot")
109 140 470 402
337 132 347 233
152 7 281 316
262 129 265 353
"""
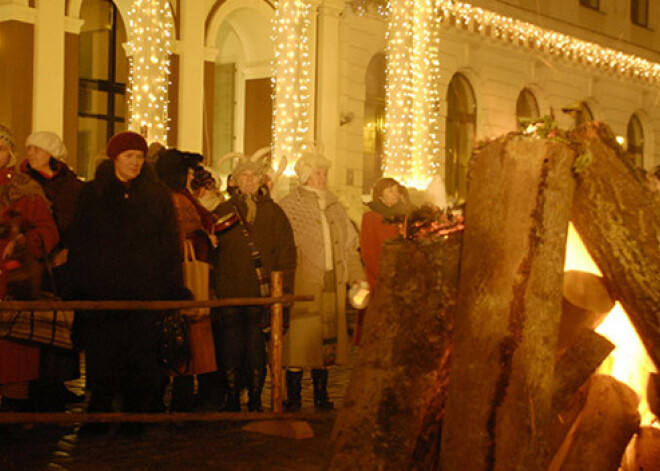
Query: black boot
77 391 112 438
170 375 195 412
312 368 334 410
222 369 241 412
283 369 303 412
247 369 266 412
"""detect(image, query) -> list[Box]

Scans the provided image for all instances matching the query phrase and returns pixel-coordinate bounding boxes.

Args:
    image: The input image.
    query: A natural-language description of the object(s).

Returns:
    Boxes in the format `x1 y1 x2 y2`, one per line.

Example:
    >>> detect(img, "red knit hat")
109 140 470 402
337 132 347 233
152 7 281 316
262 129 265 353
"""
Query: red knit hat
106 131 148 159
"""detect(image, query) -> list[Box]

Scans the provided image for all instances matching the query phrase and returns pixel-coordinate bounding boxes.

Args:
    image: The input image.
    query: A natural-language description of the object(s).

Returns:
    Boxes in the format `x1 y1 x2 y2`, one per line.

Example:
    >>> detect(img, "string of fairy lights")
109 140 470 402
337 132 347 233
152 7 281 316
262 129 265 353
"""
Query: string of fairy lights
271 0 313 173
384 0 441 189
126 0 173 144
377 0 660 187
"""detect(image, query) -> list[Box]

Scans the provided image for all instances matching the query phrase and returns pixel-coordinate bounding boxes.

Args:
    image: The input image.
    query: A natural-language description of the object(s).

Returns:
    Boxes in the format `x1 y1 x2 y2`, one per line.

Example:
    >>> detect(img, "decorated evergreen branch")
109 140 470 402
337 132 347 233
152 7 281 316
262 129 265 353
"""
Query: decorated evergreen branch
385 204 464 243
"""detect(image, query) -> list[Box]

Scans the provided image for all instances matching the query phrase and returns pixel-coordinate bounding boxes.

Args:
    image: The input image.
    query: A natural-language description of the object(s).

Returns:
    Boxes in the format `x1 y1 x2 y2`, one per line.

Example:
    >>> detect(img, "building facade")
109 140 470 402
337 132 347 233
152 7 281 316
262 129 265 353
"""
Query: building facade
0 0 658 220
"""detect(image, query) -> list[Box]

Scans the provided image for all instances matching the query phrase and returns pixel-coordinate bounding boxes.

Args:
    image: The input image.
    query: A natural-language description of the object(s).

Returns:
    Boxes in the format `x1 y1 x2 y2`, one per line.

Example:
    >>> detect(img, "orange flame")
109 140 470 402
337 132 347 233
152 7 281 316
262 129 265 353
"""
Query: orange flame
564 223 657 427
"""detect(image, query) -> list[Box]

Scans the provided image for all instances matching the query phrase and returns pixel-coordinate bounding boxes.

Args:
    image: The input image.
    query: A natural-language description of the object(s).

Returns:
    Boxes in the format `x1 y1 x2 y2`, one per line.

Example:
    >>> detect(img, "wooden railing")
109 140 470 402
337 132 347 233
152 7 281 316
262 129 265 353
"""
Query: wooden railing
0 271 313 424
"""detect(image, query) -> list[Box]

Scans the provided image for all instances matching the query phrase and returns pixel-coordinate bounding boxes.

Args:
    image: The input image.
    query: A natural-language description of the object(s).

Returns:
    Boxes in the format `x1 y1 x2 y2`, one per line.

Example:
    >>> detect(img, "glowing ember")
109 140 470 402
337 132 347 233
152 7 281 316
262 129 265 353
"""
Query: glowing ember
565 223 657 426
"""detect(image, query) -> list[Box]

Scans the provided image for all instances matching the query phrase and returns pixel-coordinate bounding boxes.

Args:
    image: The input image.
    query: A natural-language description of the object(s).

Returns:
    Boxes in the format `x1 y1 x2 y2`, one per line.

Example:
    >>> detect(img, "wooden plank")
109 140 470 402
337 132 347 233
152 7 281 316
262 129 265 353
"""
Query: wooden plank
440 135 577 471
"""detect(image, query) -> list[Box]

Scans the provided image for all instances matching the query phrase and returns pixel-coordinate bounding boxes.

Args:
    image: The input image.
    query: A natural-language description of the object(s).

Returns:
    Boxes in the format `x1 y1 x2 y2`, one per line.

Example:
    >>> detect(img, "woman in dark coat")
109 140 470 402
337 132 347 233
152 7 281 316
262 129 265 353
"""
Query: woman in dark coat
67 131 188 436
22 132 83 272
213 154 296 412
155 148 217 412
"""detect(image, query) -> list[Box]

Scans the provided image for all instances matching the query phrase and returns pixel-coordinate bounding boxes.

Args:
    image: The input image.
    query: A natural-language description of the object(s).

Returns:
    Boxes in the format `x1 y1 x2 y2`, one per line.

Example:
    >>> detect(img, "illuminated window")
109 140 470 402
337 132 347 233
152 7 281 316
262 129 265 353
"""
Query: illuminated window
579 0 600 10
516 88 540 129
627 114 644 167
631 0 648 27
77 0 128 179
445 73 476 202
363 53 386 195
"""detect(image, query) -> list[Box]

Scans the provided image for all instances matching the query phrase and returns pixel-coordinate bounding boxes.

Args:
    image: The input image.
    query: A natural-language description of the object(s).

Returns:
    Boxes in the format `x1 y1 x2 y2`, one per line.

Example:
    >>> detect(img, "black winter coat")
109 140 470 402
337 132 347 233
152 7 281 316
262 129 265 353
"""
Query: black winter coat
21 158 84 248
66 160 187 301
214 193 296 299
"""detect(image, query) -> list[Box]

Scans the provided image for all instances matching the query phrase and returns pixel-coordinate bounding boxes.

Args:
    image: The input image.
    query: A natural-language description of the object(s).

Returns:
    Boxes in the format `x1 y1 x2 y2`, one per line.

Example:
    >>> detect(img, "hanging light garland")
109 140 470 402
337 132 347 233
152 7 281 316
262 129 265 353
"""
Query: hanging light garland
272 0 313 173
437 0 660 85
384 0 441 189
126 0 174 144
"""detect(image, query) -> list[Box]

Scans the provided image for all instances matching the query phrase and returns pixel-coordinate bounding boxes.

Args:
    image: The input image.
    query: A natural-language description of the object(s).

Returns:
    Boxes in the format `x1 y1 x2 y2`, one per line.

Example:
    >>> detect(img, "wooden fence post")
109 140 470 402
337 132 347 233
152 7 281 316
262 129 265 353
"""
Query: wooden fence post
270 271 283 413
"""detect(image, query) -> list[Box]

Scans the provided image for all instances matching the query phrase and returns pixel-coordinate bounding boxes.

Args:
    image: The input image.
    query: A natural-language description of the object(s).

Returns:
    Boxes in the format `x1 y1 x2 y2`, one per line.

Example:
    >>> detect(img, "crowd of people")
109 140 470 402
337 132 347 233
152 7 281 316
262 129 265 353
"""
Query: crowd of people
0 124 412 437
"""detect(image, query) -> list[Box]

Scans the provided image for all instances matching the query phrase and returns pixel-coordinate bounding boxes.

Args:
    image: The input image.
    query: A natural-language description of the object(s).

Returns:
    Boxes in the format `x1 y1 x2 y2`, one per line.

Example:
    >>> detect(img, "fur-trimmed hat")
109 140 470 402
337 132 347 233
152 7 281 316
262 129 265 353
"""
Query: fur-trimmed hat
219 147 271 178
294 150 331 184
0 125 17 167
105 131 148 159
155 148 203 190
26 131 67 159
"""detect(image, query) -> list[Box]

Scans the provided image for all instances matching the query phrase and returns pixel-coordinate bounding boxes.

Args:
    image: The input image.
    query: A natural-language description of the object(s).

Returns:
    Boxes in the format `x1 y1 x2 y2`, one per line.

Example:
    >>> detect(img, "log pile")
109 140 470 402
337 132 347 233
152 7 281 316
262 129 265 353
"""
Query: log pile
327 234 462 470
328 121 659 470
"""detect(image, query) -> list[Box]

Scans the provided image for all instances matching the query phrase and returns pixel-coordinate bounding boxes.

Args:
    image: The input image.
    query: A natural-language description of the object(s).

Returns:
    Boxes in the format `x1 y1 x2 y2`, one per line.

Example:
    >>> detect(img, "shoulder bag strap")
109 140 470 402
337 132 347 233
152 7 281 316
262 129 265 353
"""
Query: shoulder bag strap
231 201 270 297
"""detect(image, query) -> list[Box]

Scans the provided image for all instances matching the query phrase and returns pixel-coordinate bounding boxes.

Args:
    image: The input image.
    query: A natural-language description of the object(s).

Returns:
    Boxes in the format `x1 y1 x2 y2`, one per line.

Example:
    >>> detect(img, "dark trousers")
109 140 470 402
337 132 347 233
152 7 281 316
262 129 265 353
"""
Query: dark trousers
83 310 165 413
218 307 266 371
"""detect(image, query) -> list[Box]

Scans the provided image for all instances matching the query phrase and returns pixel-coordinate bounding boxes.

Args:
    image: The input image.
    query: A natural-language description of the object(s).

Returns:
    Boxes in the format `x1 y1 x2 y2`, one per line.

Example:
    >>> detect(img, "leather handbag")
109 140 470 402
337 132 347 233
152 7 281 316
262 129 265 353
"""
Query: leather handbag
181 239 216 375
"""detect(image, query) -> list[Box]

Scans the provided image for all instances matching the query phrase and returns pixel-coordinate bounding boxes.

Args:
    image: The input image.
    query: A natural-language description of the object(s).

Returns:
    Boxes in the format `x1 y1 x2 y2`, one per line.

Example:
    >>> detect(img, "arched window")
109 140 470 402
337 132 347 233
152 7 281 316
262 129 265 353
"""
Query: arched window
516 88 540 128
627 114 644 167
362 53 386 195
77 0 128 179
575 102 594 126
445 73 476 202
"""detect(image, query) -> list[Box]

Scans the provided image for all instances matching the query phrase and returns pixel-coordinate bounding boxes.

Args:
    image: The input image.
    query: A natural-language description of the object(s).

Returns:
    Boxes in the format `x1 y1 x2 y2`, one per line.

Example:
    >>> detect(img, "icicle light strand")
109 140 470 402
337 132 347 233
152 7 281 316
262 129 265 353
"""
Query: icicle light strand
272 0 313 173
437 0 660 85
126 0 173 144
384 0 441 189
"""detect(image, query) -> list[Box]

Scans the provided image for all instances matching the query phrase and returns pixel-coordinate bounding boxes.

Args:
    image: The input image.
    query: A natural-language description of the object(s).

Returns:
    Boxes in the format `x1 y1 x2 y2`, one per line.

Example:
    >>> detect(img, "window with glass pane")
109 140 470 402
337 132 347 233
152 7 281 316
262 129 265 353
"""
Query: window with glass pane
77 0 128 179
516 88 540 129
362 53 386 195
631 0 648 27
445 73 476 202
627 114 644 167
579 0 600 10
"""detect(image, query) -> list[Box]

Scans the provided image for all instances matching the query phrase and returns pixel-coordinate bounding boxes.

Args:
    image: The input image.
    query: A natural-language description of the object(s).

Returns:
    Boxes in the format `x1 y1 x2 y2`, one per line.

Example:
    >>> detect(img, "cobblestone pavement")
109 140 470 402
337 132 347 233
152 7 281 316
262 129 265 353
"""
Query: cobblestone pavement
0 349 356 471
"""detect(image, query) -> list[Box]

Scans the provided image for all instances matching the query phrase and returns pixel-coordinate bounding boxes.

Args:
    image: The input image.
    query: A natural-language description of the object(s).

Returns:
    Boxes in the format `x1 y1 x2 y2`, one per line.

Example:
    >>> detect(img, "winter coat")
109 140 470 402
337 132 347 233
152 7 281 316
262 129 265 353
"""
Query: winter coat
0 166 59 385
66 159 189 393
20 158 83 248
67 160 186 302
213 192 296 299
360 200 405 290
278 186 365 367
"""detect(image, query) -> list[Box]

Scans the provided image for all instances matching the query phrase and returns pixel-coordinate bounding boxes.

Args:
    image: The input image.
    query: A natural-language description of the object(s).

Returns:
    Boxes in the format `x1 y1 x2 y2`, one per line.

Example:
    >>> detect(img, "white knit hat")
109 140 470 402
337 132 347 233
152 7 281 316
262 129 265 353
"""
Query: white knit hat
294 151 331 184
26 131 67 159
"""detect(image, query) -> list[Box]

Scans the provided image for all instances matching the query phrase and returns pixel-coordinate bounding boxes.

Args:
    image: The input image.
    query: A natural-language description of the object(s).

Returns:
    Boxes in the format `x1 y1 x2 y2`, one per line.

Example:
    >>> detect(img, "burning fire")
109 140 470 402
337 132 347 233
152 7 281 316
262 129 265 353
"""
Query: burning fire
564 223 657 427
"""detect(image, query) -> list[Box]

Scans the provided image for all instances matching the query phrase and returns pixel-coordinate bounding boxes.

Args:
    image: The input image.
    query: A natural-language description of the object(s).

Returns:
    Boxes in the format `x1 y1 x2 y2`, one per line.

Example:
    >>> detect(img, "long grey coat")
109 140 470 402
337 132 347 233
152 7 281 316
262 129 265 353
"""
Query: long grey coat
279 186 365 367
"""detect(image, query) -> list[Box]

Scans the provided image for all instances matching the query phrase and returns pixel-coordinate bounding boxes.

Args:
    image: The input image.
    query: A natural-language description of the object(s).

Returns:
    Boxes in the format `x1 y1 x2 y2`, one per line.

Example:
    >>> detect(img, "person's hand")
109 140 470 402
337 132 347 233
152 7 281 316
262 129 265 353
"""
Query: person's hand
51 248 69 267
180 308 207 321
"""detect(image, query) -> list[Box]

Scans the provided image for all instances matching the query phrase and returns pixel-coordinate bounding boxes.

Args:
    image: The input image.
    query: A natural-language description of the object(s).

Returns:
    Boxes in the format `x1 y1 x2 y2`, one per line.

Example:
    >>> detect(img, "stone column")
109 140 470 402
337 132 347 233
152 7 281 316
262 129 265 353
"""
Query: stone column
32 0 66 135
176 0 205 152
315 0 343 187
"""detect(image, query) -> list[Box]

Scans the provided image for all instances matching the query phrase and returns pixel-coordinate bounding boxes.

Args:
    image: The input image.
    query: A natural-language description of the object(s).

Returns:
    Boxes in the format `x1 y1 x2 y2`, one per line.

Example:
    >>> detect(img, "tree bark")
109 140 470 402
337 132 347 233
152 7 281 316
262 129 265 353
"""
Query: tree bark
551 328 614 414
548 374 640 471
328 234 462 471
571 121 660 369
439 135 577 471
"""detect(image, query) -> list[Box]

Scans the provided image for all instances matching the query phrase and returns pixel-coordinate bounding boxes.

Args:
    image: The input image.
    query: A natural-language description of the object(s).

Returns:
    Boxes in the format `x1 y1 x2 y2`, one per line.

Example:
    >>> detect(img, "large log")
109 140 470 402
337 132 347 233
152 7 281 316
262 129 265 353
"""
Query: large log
439 135 577 471
328 234 462 470
548 374 640 471
571 122 660 369
551 328 614 414
558 270 614 354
